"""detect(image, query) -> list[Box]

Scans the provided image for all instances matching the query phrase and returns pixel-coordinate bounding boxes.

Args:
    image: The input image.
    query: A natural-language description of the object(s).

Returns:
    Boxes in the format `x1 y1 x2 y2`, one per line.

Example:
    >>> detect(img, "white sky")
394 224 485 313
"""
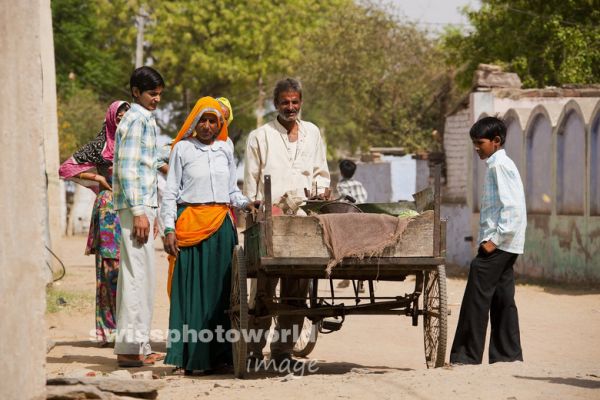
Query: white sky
382 0 481 34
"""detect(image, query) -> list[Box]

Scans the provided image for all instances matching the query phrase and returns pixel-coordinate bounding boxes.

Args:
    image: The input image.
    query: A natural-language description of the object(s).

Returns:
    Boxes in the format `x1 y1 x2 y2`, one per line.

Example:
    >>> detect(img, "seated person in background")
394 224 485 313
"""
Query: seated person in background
336 159 368 203
336 159 368 291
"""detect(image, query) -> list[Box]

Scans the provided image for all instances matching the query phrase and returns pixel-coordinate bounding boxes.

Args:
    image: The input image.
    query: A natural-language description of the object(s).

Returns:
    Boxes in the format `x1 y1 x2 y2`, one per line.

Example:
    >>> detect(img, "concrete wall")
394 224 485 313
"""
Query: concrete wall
353 156 422 203
0 0 50 398
67 185 96 235
354 162 392 203
40 0 63 242
384 155 417 201
441 203 473 267
443 109 470 202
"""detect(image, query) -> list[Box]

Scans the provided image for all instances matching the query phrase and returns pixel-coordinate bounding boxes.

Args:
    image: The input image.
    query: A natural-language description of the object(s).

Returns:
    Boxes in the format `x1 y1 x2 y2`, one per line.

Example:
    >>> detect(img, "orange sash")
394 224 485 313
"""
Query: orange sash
167 204 230 297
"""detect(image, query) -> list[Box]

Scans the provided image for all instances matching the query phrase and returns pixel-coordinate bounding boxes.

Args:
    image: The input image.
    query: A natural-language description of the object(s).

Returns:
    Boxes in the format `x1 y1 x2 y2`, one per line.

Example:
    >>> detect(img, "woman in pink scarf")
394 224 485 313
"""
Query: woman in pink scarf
59 100 130 346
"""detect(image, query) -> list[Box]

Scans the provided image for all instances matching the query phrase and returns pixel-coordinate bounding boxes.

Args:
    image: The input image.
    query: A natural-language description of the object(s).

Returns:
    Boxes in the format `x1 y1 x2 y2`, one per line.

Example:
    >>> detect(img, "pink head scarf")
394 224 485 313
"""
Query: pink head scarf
101 100 127 162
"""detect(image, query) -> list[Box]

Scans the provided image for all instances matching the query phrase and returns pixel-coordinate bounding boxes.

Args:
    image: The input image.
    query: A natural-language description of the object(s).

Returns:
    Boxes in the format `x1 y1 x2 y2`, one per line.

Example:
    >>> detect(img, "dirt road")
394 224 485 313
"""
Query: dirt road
46 236 600 399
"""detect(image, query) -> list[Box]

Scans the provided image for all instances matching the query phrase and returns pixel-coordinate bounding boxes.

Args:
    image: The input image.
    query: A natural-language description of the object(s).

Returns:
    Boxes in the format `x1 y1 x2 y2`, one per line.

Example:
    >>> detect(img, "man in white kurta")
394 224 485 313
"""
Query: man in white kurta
244 78 330 367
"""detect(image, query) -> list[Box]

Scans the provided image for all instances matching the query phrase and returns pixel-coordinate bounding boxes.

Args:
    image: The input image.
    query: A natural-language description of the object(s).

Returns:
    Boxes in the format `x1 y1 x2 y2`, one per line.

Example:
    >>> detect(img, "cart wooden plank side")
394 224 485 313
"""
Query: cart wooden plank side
228 166 448 378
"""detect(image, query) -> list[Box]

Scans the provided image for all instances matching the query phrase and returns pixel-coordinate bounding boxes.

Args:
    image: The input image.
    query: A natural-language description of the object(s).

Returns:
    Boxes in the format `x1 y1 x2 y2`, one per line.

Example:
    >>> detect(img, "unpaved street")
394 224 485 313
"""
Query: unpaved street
46 236 600 399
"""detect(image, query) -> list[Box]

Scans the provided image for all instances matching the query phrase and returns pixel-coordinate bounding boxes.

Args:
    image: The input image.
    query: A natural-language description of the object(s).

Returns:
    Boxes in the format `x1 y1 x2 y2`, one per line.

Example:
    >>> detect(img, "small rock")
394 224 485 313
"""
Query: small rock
87 378 164 399
279 373 300 382
46 339 56 353
65 369 97 379
107 370 132 380
47 378 80 386
46 384 108 399
131 371 154 380
213 383 229 388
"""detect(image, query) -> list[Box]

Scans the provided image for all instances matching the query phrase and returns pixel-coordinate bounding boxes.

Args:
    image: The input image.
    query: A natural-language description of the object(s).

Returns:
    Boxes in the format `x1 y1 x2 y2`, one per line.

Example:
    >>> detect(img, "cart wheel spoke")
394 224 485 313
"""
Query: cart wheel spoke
423 264 448 368
230 245 248 378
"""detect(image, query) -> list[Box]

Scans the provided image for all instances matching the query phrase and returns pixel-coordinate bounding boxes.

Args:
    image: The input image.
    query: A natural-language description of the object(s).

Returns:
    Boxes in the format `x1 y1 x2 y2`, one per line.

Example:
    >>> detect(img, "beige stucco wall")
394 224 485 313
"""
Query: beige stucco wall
0 0 50 398
40 0 64 243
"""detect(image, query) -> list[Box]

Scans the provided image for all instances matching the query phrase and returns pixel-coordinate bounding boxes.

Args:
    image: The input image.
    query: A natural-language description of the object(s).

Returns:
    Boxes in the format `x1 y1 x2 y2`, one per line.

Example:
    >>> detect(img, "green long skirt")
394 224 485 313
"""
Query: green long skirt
165 216 236 371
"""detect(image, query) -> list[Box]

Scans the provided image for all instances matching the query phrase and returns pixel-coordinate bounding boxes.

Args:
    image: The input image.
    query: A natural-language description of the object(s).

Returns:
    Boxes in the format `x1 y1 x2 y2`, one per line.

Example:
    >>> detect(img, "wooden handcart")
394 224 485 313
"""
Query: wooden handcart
228 167 448 378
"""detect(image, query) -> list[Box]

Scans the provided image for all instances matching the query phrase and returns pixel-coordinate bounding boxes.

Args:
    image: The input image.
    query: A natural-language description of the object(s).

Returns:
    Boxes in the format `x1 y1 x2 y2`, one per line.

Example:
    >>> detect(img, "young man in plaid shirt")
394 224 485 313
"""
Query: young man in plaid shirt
336 159 368 203
112 66 165 367
450 117 527 365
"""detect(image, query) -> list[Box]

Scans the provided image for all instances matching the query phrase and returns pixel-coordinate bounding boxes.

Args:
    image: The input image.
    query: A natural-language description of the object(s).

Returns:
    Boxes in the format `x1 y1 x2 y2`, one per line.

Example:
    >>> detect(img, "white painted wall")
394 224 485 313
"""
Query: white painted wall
384 155 417 201
67 185 96 236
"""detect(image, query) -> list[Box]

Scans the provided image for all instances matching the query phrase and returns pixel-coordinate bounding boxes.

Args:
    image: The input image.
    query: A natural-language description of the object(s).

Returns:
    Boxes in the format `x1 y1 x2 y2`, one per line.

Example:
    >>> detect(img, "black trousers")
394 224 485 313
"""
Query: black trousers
450 248 523 364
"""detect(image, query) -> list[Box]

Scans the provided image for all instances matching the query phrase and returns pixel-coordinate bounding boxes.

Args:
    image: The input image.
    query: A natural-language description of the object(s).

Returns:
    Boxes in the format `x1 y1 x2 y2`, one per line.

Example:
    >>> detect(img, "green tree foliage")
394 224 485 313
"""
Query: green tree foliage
299 2 455 154
443 0 600 88
52 0 454 157
52 0 136 99
52 0 137 160
147 0 345 137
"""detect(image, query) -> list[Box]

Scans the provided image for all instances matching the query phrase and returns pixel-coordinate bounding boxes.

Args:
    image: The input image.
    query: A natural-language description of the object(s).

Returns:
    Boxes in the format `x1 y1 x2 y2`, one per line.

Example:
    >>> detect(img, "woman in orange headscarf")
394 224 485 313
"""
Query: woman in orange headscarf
160 97 257 374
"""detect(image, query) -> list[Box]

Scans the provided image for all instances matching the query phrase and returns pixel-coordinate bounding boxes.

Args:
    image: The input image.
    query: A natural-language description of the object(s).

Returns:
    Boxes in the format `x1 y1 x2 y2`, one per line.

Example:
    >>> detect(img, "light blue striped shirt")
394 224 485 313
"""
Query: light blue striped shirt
479 149 527 254
113 103 158 215
160 138 249 230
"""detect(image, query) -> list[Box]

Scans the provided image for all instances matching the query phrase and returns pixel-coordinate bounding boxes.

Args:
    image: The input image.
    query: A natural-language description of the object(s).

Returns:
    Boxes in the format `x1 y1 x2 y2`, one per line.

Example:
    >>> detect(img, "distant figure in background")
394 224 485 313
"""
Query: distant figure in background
58 100 130 346
336 159 368 203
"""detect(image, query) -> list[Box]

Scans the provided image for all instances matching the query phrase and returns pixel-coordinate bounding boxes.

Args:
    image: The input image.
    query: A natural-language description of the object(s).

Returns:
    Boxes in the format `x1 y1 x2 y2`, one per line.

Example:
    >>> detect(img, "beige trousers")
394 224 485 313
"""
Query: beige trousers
114 207 156 355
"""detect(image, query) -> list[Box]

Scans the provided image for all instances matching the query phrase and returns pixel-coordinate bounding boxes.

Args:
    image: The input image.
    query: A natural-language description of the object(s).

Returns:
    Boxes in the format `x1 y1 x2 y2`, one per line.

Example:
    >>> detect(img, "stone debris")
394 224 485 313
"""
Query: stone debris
473 63 522 89
65 369 97 378
279 373 301 382
131 371 155 380
107 370 133 380
46 383 107 399
47 377 163 400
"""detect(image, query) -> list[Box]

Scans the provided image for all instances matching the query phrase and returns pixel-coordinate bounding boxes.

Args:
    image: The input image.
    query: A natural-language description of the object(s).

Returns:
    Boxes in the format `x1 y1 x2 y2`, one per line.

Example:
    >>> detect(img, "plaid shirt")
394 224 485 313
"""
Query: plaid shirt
336 178 368 203
479 149 527 254
113 103 158 215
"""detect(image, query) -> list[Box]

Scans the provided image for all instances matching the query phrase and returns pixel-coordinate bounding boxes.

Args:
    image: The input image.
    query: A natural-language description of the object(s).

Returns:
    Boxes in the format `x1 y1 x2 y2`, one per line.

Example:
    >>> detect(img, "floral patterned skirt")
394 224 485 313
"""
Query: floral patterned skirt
86 190 121 343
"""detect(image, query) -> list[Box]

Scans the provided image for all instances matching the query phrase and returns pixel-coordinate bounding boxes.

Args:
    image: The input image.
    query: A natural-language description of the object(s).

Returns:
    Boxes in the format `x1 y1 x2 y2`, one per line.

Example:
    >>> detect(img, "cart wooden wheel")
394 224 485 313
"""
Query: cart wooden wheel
293 317 319 358
292 279 319 358
423 264 448 368
230 245 248 378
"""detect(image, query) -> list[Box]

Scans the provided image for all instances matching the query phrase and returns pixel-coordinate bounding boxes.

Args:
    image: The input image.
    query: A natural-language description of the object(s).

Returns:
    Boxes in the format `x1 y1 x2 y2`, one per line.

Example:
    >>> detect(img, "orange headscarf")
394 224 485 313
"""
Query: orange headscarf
172 96 228 148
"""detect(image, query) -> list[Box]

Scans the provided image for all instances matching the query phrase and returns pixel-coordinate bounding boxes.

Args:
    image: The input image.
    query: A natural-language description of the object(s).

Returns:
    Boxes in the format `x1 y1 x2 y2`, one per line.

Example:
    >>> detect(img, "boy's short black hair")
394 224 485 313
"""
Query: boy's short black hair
470 116 507 145
339 159 357 179
130 66 165 95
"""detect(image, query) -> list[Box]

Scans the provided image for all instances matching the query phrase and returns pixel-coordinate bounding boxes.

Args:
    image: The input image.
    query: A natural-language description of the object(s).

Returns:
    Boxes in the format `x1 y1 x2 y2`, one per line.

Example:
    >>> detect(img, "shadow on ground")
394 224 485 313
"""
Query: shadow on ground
514 375 600 389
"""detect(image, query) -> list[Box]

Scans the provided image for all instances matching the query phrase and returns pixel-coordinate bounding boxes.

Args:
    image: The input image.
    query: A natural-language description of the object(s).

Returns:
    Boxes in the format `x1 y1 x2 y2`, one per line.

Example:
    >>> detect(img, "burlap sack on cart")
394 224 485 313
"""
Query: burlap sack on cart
317 213 415 275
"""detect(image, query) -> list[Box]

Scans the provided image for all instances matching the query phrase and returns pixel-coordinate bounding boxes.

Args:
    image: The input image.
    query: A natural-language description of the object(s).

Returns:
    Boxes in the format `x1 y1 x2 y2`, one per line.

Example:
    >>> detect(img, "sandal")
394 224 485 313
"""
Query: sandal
117 354 155 368
146 352 166 362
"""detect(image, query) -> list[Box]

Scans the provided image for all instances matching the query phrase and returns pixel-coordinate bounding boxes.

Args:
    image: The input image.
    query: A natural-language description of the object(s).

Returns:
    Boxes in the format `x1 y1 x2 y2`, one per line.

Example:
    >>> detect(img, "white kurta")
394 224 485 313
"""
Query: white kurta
243 118 330 202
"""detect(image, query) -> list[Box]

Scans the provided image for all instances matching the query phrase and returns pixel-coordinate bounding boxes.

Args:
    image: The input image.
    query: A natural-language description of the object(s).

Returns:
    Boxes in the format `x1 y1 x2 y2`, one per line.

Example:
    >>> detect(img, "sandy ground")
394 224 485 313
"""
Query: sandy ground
46 235 600 399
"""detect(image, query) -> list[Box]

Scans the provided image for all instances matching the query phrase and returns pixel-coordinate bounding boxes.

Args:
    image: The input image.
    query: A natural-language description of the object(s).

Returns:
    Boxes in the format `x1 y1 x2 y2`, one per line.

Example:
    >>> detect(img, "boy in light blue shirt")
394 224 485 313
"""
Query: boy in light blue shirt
450 116 526 365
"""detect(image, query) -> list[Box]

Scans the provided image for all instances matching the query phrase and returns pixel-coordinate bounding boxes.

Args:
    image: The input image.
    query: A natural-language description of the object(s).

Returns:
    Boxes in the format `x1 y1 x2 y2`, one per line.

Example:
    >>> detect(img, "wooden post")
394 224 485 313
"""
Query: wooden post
433 164 441 257
264 175 274 257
